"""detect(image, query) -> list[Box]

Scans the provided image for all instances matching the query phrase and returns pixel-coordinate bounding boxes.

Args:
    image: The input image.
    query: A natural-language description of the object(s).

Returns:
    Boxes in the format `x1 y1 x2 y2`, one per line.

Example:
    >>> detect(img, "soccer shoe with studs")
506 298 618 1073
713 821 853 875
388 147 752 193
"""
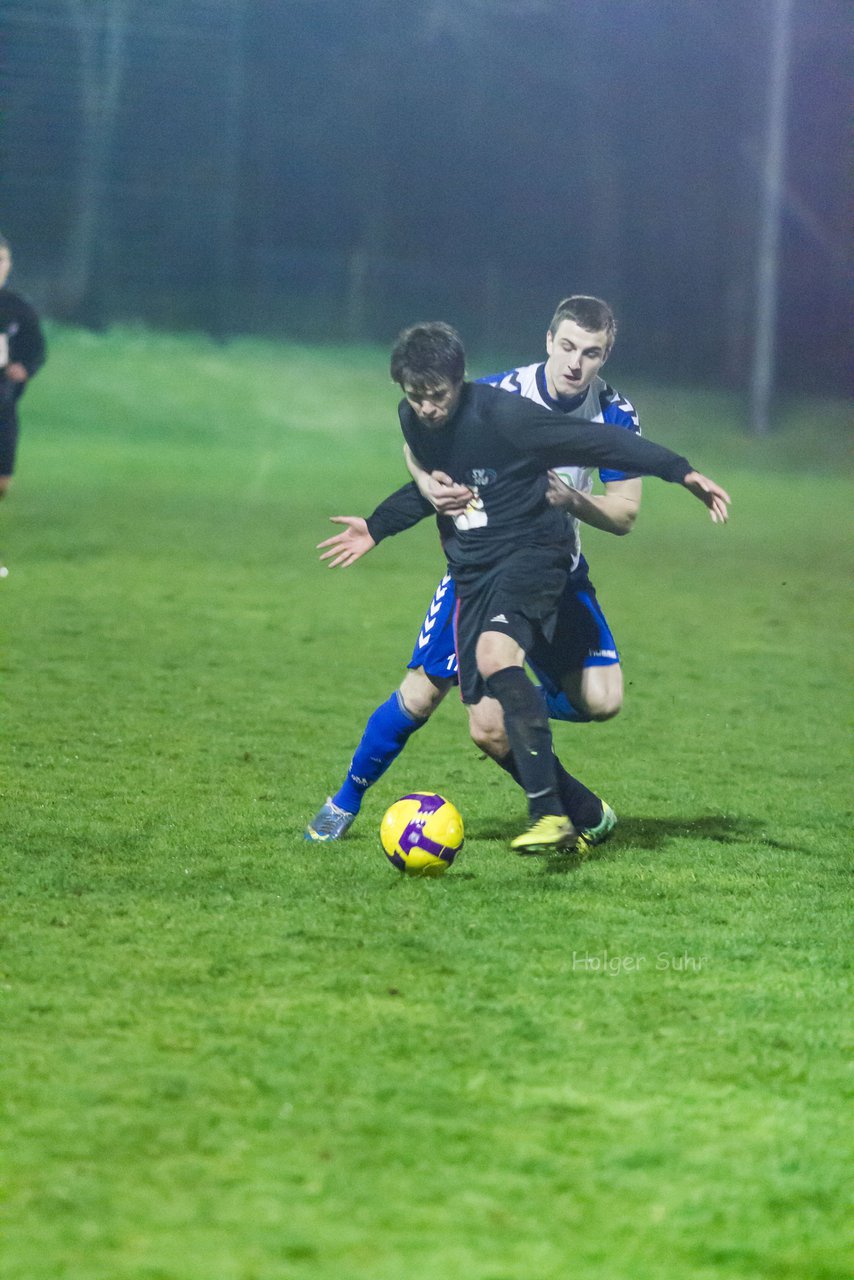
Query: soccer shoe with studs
304 797 357 842
510 814 577 855
576 801 617 855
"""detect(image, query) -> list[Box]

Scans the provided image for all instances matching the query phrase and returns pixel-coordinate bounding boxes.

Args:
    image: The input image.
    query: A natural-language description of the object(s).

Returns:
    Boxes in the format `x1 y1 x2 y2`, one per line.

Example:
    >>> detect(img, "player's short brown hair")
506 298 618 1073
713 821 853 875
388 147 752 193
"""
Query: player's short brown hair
548 296 616 351
390 322 466 392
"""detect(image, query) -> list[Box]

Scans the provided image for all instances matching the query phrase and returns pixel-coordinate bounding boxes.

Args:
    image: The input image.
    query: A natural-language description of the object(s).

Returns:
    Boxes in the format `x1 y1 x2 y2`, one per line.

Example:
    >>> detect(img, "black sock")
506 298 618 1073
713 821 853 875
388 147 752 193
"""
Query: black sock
493 751 602 830
551 758 602 830
484 667 563 821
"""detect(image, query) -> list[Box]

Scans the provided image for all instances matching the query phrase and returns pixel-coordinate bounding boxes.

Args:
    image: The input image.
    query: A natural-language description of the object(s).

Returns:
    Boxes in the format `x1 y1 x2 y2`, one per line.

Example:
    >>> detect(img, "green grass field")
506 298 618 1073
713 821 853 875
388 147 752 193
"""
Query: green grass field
2 325 851 1280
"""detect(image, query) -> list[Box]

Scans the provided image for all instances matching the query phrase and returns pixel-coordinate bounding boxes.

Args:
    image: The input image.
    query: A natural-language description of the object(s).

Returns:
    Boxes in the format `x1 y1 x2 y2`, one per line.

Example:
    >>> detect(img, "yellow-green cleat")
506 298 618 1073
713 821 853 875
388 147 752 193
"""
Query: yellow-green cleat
576 801 617 855
511 814 577 855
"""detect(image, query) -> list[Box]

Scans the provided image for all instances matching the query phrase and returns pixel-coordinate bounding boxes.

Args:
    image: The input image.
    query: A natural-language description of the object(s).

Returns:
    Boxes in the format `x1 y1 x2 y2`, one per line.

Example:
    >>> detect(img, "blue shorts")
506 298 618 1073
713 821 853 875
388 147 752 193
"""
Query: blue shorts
408 572 460 680
407 560 619 688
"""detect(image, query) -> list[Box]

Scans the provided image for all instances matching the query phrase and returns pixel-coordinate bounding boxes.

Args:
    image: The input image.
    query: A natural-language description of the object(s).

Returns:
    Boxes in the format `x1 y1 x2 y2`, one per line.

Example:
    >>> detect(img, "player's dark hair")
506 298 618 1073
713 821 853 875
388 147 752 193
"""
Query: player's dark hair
548 296 616 351
390 322 466 391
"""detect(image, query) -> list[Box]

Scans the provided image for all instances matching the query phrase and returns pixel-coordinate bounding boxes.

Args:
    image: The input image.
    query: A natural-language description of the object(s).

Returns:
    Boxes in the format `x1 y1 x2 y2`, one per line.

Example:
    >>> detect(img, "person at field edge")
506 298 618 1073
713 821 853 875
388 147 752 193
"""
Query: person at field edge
305 297 642 848
0 234 47 576
312 321 730 853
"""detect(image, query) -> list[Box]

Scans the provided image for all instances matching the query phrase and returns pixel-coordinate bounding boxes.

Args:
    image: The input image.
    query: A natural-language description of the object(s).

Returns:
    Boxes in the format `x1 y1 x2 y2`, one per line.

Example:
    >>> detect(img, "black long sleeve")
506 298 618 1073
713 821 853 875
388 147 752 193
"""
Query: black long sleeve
366 482 434 544
488 391 691 483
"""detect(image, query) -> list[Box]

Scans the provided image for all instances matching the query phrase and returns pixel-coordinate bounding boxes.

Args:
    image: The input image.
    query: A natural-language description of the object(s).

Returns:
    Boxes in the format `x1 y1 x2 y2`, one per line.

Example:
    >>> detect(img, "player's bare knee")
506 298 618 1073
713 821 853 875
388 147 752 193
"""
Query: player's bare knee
398 668 449 720
576 669 623 721
587 695 622 721
578 686 623 721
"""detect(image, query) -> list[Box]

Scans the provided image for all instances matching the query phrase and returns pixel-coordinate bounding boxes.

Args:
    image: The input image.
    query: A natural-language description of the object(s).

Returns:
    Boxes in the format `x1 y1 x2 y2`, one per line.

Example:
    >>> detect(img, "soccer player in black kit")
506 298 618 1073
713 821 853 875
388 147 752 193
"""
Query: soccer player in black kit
0 234 47 574
321 323 730 853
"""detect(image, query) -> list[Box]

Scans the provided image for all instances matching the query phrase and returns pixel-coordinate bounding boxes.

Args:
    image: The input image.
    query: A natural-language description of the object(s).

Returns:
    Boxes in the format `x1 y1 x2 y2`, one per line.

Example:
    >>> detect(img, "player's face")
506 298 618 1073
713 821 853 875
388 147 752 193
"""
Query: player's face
545 319 610 399
402 378 462 428
0 248 11 289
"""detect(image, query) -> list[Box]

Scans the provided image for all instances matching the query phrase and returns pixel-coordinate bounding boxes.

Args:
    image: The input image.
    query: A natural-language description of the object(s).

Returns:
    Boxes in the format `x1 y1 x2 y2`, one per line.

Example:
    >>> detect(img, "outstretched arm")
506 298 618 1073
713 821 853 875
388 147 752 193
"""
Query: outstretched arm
681 471 731 523
493 397 731 523
548 469 729 525
317 517 376 568
318 481 435 569
495 394 692 481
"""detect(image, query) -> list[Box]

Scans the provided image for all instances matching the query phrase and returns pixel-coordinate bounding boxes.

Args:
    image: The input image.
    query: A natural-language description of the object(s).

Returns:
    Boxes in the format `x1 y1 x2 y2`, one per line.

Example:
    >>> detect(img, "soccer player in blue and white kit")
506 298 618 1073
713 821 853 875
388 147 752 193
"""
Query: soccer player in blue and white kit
306 297 644 846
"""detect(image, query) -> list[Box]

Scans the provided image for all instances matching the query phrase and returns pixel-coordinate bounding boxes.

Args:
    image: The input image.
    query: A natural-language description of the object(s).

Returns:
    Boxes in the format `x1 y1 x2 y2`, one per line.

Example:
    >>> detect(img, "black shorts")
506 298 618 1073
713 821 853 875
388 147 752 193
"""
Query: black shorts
0 405 19 477
454 544 570 704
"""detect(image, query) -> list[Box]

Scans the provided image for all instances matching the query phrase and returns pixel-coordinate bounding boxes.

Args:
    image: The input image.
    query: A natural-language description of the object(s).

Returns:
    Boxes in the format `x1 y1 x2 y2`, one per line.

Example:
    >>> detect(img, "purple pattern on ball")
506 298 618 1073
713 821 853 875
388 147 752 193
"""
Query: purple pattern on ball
400 792 446 815
399 828 456 862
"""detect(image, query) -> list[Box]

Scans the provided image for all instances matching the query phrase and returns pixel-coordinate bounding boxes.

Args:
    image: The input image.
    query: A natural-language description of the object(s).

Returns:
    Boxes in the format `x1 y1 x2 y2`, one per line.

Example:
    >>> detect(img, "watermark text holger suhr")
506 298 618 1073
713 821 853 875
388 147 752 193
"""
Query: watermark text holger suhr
571 950 707 976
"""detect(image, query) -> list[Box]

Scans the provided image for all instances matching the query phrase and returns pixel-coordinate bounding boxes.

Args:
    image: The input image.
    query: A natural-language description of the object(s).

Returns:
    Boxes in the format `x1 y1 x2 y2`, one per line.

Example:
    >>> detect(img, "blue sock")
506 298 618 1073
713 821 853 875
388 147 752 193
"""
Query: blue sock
333 691 426 814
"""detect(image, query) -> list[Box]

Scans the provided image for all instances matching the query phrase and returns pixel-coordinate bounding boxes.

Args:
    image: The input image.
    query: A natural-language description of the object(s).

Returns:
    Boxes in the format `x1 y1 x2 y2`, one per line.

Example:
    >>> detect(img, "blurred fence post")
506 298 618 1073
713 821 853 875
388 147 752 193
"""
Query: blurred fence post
749 0 794 435
214 0 247 339
62 0 129 323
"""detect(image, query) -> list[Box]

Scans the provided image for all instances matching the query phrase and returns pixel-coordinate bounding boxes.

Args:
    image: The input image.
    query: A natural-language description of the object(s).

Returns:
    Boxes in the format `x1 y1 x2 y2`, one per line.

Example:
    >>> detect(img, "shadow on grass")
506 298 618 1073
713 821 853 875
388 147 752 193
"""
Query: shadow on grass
543 813 808 878
614 814 805 853
474 813 805 862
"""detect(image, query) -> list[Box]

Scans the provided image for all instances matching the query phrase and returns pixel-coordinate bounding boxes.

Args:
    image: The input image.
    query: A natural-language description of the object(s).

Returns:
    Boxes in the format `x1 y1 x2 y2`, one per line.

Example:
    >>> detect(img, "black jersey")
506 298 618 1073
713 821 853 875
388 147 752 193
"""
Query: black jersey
0 288 46 376
368 381 691 583
0 287 46 409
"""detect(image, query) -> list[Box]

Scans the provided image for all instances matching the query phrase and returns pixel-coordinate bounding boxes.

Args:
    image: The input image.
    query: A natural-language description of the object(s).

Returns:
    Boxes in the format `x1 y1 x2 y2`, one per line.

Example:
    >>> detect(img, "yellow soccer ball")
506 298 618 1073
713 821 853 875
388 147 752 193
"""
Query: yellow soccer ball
380 793 464 876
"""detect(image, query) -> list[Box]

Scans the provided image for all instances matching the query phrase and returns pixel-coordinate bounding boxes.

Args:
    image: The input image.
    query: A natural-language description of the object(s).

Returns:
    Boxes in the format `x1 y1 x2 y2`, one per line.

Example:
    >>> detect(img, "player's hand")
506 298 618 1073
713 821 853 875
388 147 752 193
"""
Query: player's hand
4 362 28 383
417 470 473 515
317 516 376 568
682 471 731 524
546 469 582 511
